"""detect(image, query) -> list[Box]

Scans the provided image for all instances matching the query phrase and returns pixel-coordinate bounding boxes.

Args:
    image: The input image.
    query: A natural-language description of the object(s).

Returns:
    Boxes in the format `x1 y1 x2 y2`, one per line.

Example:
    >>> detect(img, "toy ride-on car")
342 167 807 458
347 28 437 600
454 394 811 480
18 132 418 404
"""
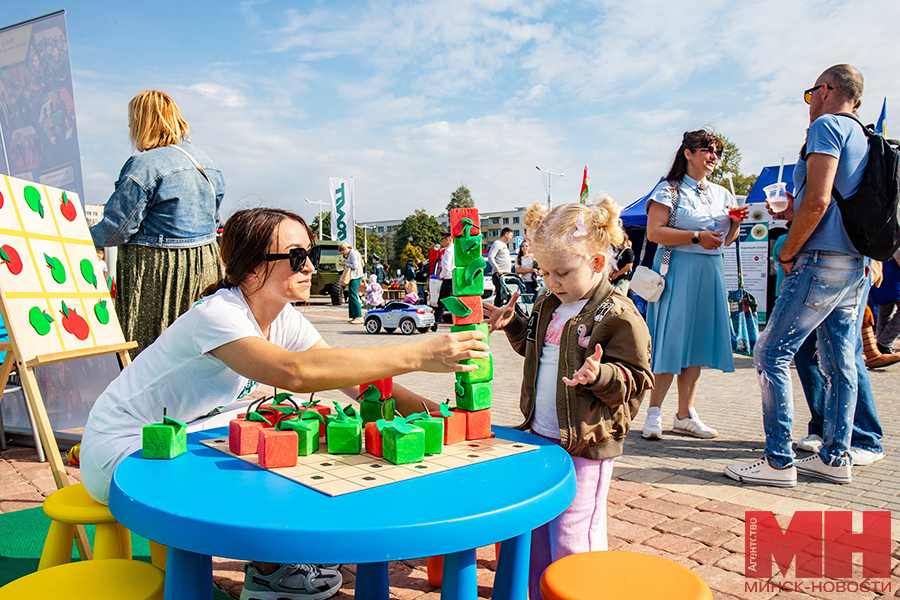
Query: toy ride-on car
364 301 435 335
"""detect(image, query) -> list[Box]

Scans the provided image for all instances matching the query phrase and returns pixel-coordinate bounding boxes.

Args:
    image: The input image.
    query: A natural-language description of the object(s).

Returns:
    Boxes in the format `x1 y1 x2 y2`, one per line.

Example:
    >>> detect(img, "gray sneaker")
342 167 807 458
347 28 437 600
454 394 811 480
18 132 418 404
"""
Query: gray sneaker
241 563 342 600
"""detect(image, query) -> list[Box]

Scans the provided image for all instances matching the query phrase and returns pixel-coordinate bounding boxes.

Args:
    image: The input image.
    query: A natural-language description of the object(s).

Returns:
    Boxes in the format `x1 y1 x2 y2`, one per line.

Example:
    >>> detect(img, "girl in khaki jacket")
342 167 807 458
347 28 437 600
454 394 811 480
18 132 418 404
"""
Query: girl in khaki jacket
486 198 653 600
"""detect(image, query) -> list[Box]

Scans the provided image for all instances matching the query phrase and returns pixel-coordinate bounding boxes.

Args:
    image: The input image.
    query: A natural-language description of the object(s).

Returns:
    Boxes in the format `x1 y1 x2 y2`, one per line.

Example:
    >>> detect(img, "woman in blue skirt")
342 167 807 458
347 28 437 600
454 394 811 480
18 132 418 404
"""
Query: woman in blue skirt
641 129 747 440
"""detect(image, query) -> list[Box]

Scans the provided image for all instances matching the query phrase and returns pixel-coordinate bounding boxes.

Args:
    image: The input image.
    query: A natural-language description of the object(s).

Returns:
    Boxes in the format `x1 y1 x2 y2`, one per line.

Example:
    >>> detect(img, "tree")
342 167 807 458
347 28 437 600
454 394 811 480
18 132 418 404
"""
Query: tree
708 136 758 196
446 185 474 214
310 212 331 241
309 212 384 267
400 243 424 265
394 209 441 262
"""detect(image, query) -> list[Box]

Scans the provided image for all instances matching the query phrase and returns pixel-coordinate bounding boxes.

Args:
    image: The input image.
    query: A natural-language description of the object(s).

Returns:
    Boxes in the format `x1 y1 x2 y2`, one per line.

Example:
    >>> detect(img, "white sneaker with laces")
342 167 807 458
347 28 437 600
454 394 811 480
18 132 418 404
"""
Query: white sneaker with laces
795 454 851 484
672 408 717 438
848 447 884 466
642 407 662 439
796 434 823 453
724 458 797 487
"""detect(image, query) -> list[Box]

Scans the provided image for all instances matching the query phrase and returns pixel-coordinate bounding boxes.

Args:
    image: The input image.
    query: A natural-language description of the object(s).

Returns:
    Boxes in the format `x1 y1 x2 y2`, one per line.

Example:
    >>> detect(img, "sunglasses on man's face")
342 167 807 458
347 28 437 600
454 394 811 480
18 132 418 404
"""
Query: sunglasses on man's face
697 145 723 158
262 245 321 272
804 83 833 105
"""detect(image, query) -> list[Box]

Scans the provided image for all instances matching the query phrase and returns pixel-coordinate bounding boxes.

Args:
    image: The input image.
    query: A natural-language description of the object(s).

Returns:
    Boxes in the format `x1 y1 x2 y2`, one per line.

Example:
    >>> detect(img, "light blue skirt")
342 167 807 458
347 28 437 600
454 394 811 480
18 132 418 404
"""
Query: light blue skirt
646 249 735 374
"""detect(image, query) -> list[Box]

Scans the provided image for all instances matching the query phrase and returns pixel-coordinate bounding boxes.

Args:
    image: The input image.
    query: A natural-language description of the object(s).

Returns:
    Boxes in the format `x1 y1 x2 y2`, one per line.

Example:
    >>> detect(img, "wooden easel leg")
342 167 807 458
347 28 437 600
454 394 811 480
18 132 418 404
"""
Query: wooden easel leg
0 352 14 452
19 366 92 560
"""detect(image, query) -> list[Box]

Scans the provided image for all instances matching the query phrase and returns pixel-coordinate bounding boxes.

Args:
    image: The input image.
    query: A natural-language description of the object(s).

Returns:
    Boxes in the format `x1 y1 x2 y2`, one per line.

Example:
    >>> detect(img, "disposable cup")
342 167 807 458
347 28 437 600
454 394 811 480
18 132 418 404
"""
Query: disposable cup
764 182 788 212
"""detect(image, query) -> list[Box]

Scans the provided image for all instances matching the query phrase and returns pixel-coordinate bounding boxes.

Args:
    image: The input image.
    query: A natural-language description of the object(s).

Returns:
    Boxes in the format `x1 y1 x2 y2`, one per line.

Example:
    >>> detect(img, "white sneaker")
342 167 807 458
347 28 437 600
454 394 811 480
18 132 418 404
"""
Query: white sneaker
642 407 662 439
795 455 851 484
848 447 884 466
672 408 717 439
724 458 797 488
796 434 823 453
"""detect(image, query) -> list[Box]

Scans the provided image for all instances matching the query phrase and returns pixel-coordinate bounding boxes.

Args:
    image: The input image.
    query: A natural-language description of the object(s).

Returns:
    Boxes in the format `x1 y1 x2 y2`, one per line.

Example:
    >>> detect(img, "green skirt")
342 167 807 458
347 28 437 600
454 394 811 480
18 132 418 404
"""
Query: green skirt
115 242 224 358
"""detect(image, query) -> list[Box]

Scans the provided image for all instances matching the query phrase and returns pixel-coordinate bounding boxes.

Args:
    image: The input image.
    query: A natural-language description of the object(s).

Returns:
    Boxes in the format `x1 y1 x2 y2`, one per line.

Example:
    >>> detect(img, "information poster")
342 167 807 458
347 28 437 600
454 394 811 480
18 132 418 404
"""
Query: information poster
724 205 769 323
0 11 84 204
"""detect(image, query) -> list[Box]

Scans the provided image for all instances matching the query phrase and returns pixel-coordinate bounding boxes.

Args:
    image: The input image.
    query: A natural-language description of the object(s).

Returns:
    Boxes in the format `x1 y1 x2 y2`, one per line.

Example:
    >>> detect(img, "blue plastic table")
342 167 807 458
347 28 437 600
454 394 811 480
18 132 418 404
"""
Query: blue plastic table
109 426 575 600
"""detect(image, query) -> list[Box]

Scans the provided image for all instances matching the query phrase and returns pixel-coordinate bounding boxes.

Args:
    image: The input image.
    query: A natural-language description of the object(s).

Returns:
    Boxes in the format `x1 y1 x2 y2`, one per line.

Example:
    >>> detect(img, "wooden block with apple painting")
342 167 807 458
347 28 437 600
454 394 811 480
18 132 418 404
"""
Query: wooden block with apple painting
441 295 484 326
257 428 298 469
59 301 90 340
451 322 489 347
0 244 23 275
451 259 486 297
142 408 187 459
449 208 480 239
357 382 395 424
381 419 425 465
359 378 392 400
429 403 466 445
407 412 444 454
326 401 362 454
364 421 383 457
459 408 492 440
276 412 323 457
299 395 332 437
453 232 483 267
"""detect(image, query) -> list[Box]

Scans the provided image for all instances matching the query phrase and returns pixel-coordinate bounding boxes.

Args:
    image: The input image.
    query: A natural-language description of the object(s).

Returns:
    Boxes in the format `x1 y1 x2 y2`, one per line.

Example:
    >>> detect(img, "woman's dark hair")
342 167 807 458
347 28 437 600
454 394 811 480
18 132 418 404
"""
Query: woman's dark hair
665 128 723 185
201 207 313 297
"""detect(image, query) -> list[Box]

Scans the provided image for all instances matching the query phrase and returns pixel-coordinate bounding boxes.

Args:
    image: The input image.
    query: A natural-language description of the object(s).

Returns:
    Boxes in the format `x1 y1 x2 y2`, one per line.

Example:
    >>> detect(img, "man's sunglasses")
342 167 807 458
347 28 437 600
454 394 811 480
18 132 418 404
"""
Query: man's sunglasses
262 245 321 272
804 83 833 105
697 145 723 157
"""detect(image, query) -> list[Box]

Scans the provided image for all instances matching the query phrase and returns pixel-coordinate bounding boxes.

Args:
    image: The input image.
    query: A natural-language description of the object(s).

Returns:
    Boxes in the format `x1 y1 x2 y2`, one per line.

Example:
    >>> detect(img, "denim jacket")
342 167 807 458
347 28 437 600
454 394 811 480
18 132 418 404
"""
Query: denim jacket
90 141 225 249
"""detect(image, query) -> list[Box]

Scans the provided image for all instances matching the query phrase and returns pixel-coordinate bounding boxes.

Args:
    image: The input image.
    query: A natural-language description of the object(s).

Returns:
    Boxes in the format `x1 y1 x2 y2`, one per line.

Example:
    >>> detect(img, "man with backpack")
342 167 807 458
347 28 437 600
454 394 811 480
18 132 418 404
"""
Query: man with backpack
726 64 874 487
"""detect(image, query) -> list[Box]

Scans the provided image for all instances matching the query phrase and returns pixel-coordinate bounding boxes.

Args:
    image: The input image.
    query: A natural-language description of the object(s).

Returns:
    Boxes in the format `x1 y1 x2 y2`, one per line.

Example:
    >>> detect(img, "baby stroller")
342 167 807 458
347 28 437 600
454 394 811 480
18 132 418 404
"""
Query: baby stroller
495 273 536 318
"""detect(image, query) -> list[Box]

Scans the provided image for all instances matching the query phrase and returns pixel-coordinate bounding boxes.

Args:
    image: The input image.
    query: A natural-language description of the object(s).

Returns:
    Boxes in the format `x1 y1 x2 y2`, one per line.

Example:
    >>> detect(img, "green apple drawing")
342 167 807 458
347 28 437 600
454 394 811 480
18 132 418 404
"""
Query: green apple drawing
44 253 66 284
28 306 54 336
24 185 45 218
94 300 110 324
80 259 97 288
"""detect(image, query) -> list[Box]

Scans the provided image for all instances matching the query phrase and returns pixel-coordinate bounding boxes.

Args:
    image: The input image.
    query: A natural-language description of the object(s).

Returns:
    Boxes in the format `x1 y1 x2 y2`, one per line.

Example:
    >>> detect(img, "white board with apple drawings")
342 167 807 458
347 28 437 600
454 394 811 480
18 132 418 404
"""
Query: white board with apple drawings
0 175 125 363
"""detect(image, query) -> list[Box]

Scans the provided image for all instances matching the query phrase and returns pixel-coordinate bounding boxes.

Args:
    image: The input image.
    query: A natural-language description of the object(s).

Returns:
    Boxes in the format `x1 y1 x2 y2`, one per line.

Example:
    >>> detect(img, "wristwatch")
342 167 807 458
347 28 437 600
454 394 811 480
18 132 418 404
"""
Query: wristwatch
691 231 700 245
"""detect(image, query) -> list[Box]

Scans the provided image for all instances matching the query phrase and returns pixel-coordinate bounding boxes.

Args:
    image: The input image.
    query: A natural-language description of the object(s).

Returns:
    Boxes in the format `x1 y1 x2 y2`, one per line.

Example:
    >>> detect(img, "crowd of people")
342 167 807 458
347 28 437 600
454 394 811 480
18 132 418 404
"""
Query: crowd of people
81 62 888 600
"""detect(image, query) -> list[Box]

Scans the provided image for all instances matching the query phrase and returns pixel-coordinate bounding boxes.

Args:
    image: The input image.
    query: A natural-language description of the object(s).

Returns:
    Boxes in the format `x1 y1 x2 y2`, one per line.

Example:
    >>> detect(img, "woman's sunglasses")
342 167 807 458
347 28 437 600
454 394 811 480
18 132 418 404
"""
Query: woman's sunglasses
262 245 321 272
696 145 723 157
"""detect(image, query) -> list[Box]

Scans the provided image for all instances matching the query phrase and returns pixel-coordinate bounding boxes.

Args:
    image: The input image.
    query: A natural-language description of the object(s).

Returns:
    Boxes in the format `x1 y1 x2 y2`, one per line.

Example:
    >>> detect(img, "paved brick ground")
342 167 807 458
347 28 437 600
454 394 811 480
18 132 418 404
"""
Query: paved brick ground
2 298 899 599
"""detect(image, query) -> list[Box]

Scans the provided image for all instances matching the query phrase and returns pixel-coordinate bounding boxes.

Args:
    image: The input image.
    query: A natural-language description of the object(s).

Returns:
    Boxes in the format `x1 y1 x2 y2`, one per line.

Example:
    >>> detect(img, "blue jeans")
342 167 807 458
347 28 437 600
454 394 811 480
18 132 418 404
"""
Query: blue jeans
793 278 883 454
754 251 866 468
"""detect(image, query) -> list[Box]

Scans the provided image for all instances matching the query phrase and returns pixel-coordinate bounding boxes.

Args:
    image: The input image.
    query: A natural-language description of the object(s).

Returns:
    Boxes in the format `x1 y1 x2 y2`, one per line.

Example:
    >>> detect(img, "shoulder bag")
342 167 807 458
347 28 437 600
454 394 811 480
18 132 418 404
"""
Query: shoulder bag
630 182 680 302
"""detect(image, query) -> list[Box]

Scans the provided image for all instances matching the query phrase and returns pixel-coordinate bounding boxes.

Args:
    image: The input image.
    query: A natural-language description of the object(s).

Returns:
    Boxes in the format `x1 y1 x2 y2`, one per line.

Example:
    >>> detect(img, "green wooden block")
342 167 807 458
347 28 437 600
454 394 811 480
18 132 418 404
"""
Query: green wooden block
452 267 484 297
279 419 320 456
360 398 395 424
459 353 493 384
416 417 445 454
453 235 483 266
451 323 490 347
142 421 186 459
382 424 425 465
455 380 493 411
327 419 362 454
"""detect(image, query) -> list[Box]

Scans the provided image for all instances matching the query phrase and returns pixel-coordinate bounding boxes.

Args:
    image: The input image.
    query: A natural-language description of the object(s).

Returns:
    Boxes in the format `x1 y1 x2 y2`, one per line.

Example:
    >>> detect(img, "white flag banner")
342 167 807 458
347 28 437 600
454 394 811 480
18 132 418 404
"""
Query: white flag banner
328 177 355 244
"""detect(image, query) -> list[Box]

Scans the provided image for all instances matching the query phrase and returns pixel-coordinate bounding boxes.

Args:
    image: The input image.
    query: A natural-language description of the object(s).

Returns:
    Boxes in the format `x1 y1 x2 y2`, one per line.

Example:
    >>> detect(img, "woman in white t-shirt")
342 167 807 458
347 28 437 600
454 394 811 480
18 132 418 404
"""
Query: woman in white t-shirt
79 207 488 600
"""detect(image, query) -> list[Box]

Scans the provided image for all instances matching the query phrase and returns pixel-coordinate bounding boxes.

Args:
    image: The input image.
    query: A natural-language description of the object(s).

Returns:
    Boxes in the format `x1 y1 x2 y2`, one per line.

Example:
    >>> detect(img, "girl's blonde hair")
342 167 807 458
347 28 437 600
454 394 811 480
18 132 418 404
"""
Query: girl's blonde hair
405 280 416 293
338 243 353 252
524 196 625 268
128 91 190 151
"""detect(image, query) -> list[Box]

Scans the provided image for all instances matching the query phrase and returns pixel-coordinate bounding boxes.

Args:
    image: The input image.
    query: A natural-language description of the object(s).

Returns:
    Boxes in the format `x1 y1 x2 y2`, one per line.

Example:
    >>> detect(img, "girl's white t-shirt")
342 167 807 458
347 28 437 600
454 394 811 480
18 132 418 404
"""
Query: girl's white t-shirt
531 298 588 438
83 287 321 472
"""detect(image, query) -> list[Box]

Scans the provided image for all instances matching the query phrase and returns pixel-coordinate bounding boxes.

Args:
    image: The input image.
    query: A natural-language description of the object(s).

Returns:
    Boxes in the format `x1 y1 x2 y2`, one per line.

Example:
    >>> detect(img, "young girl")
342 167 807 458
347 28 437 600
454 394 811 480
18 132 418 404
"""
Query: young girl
403 280 420 305
485 198 653 600
365 274 384 308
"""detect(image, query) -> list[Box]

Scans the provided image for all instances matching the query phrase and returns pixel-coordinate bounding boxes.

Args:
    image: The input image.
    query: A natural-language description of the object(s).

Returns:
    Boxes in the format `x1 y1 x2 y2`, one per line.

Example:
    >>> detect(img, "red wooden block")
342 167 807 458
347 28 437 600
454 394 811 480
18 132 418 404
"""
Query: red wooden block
247 407 279 428
359 378 393 401
300 405 331 437
459 408 491 440
229 419 265 455
451 296 484 326
450 208 480 239
257 429 298 469
431 410 467 445
365 421 383 457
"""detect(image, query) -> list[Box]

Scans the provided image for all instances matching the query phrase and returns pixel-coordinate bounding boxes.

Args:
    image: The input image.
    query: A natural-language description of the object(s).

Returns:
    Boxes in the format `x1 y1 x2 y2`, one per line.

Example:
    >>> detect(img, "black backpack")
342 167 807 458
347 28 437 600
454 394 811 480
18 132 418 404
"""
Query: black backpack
819 113 900 261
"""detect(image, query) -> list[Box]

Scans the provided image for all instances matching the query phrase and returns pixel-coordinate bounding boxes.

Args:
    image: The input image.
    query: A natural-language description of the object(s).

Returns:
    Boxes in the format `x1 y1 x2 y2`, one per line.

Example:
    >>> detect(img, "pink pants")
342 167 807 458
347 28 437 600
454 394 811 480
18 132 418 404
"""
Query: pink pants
528 453 615 600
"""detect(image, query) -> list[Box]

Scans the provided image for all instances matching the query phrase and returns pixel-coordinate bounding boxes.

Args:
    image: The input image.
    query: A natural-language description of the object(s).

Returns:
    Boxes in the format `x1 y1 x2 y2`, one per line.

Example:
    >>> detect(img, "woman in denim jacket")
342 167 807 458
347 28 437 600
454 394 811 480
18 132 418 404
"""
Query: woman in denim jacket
90 91 225 357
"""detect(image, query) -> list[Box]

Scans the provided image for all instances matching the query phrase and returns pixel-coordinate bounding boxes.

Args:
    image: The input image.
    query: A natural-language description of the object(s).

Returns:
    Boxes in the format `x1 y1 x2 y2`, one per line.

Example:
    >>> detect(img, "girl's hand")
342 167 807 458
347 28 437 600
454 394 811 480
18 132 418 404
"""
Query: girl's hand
563 344 603 387
699 230 724 250
482 292 518 333
417 331 489 373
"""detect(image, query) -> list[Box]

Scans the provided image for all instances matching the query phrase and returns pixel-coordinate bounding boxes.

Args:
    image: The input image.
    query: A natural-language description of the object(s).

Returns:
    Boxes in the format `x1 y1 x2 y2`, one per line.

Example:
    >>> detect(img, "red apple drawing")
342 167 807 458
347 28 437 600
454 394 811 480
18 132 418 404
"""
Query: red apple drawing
0 189 4 210
59 301 89 340
59 192 76 222
0 245 22 275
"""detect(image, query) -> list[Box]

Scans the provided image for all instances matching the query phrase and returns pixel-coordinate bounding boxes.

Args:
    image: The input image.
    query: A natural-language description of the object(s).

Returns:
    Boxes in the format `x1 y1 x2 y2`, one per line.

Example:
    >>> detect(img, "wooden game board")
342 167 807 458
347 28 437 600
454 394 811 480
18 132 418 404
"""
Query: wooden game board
200 435 538 497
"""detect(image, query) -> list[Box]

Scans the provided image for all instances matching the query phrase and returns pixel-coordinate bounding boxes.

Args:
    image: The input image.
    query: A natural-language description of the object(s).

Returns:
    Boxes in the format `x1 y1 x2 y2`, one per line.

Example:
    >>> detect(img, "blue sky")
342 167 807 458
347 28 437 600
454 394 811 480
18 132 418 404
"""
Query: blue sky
6 0 900 225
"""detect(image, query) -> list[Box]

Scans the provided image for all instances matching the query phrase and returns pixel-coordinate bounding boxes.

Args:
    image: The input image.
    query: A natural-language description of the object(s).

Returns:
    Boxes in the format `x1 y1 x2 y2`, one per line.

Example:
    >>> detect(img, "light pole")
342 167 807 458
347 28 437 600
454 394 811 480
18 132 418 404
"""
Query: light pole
358 223 376 266
535 166 564 209
304 198 329 239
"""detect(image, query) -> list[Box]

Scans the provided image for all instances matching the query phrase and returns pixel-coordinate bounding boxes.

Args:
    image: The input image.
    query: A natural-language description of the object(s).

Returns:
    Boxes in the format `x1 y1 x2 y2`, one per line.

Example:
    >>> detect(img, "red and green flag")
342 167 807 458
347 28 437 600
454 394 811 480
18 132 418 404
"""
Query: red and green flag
579 164 589 204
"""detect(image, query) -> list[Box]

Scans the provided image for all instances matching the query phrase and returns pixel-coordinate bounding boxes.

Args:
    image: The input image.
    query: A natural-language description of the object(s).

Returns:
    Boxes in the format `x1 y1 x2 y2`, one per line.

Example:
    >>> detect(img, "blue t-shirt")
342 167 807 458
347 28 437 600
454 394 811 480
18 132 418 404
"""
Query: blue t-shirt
793 114 868 256
645 175 733 255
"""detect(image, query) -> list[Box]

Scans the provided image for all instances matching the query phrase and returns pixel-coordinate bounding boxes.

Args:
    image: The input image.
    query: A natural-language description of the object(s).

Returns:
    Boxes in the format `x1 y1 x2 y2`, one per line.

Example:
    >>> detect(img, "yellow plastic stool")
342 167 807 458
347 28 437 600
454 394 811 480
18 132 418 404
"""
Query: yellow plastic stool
39 483 132 570
540 551 713 600
0 559 164 600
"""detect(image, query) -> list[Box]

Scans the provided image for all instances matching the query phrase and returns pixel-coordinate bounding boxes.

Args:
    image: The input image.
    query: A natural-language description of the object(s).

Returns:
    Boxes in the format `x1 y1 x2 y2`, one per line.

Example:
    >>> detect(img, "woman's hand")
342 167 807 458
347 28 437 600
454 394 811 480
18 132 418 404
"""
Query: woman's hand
726 205 749 221
416 331 489 373
699 230 724 250
563 344 603 386
482 292 518 333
